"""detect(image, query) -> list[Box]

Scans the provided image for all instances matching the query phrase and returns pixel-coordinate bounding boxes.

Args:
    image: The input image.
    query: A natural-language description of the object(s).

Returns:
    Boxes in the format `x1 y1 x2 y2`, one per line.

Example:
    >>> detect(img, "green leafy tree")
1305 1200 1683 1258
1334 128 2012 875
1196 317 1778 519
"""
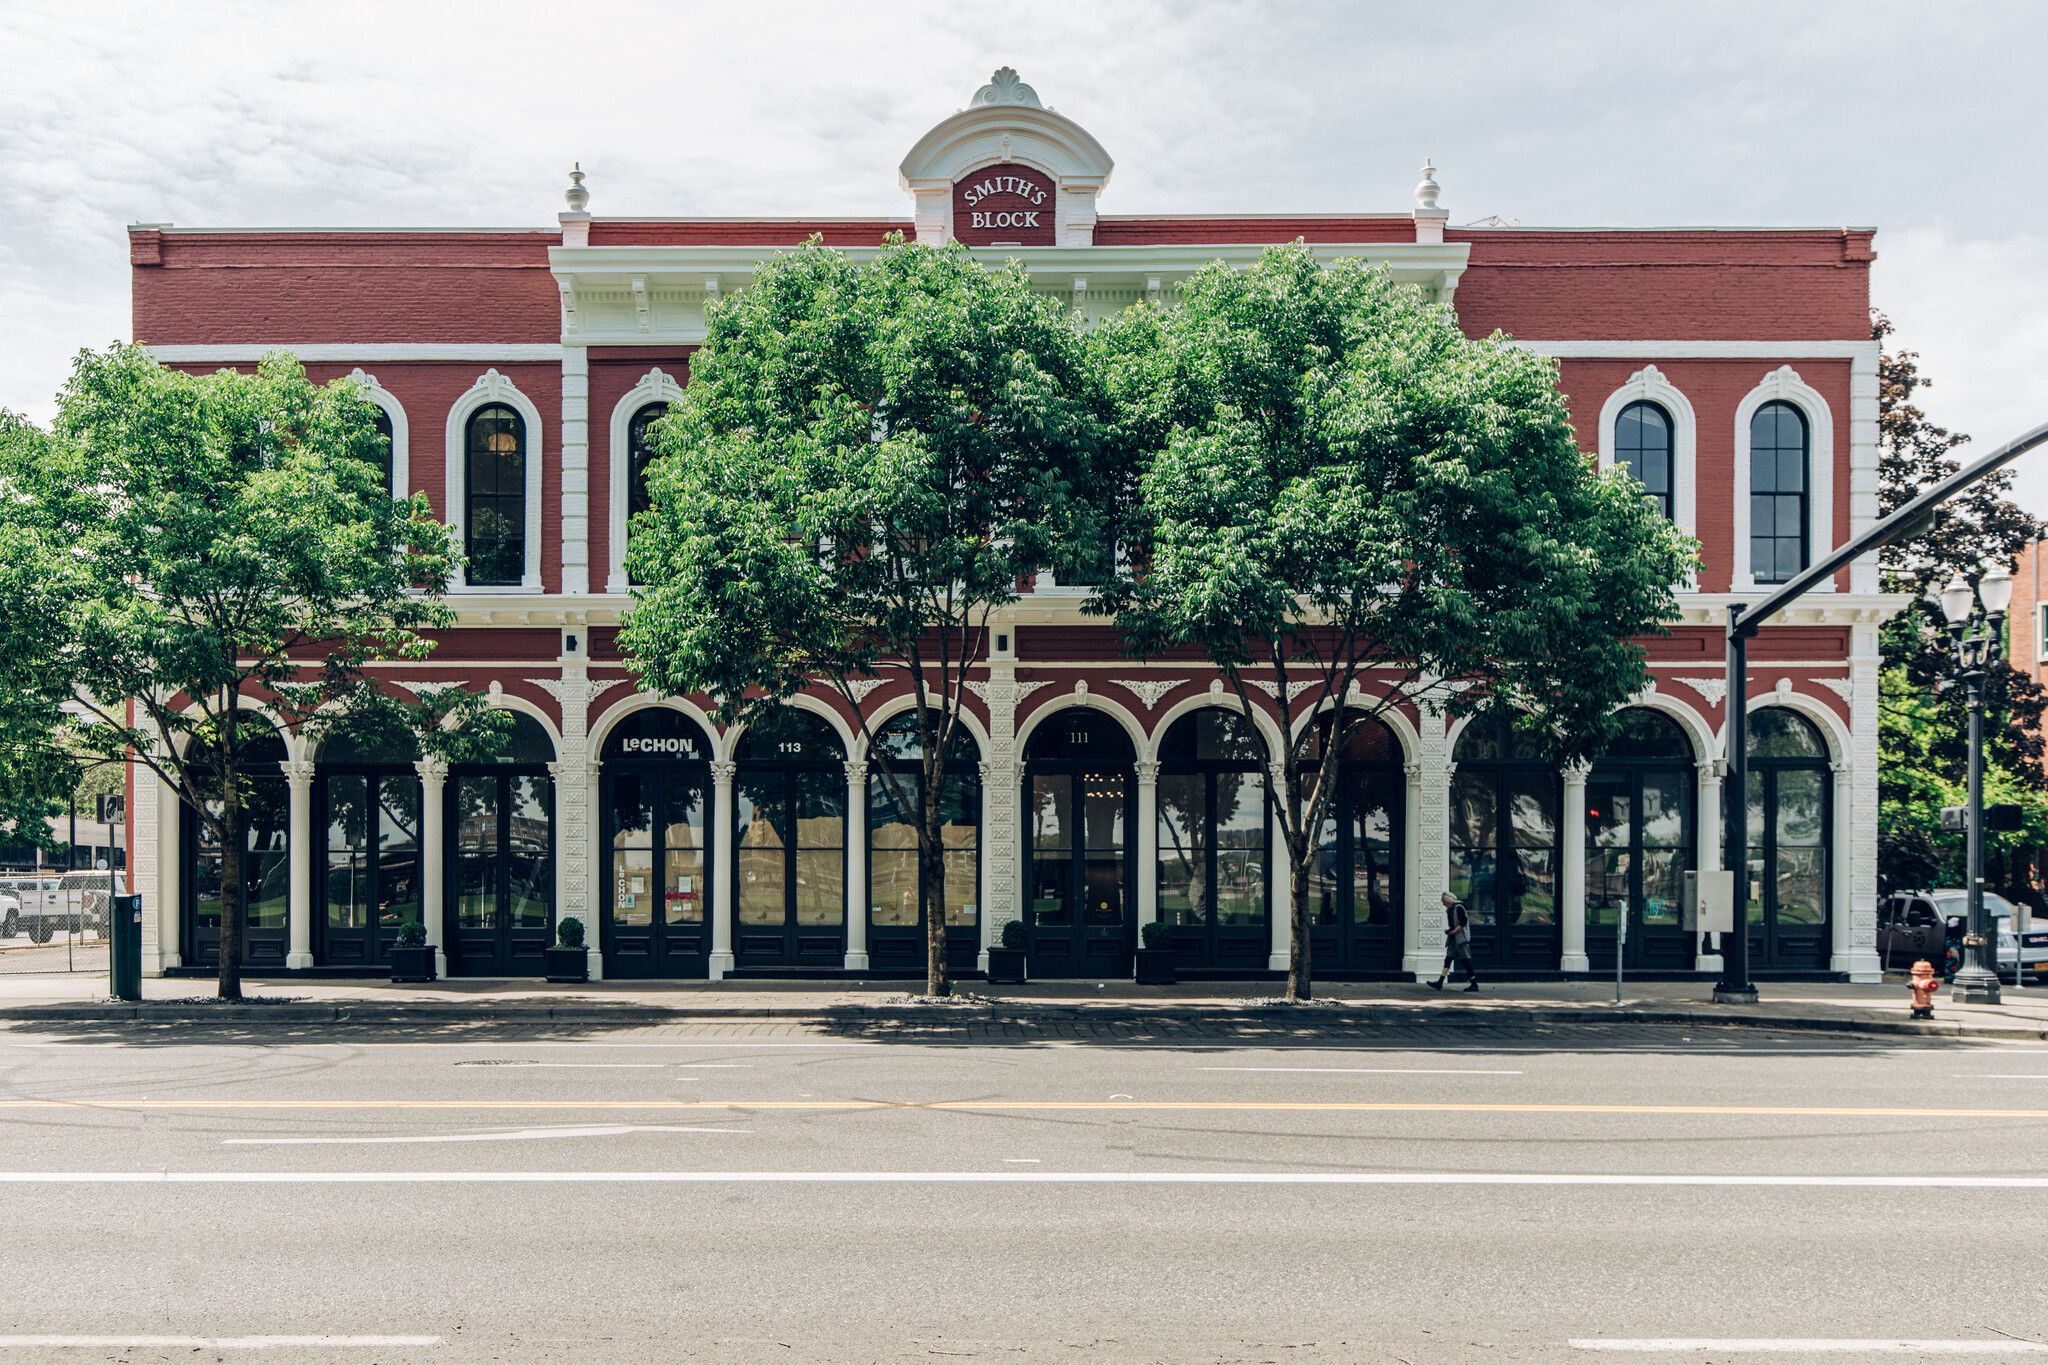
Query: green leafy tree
621 236 1105 998
1094 243 1697 1001
0 346 500 998
1871 312 2047 895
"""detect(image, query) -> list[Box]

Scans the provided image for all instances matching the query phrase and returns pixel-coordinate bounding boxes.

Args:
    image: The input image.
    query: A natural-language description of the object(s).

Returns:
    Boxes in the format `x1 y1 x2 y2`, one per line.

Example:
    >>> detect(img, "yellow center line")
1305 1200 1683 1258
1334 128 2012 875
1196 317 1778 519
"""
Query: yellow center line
0 1100 2044 1118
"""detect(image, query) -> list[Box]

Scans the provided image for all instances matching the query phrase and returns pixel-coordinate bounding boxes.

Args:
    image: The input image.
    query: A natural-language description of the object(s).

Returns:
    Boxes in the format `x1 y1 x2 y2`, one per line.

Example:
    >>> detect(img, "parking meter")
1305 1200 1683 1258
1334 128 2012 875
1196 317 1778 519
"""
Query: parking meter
109 893 142 1001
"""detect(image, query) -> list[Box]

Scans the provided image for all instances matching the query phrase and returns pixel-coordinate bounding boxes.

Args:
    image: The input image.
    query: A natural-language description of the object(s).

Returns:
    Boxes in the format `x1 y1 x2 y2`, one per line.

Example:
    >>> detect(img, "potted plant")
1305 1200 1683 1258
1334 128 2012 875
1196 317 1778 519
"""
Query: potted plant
987 919 1027 983
388 921 435 983
547 918 590 983
1135 918 1176 985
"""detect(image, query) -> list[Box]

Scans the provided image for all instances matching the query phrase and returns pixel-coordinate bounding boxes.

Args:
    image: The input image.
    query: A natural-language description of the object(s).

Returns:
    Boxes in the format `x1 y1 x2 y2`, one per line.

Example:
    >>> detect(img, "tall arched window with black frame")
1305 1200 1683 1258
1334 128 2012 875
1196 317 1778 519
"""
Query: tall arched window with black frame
1615 400 1673 520
1750 401 1809 584
626 402 666 585
465 405 525 586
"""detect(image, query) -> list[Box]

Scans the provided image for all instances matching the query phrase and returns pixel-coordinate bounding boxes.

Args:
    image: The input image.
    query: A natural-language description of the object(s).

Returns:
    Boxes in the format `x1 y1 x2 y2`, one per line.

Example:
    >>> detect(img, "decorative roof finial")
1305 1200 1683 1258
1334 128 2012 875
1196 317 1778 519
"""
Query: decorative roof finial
565 163 589 213
1415 159 1441 210
972 67 1042 109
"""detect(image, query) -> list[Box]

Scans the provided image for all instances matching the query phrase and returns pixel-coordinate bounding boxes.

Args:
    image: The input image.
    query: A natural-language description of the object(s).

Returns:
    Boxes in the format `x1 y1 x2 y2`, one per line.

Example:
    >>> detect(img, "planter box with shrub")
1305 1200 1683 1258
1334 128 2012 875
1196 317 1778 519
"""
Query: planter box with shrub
388 922 435 982
1135 919 1176 985
987 920 1028 983
547 917 590 983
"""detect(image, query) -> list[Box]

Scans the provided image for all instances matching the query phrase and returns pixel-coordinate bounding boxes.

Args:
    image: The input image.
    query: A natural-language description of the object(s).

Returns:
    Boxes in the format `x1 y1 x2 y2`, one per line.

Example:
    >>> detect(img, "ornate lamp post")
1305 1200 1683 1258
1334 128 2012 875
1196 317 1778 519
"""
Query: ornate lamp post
1940 563 2014 1005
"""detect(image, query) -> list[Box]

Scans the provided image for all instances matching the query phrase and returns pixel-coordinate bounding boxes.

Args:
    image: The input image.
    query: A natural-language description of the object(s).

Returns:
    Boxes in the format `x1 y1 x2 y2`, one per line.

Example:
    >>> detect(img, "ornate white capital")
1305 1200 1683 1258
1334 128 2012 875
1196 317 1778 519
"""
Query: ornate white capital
1135 760 1161 785
711 760 738 783
844 760 869 783
280 760 316 790
414 757 450 787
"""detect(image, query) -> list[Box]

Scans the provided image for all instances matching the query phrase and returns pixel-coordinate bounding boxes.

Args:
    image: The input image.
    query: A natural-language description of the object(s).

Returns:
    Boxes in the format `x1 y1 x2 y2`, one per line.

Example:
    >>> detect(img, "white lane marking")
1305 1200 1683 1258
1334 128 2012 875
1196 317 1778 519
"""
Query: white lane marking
1959 1074 2048 1079
0 1337 440 1349
1003 1158 1042 1163
222 1125 750 1146
6 1171 2048 1186
1198 1067 1523 1074
1571 1342 2048 1354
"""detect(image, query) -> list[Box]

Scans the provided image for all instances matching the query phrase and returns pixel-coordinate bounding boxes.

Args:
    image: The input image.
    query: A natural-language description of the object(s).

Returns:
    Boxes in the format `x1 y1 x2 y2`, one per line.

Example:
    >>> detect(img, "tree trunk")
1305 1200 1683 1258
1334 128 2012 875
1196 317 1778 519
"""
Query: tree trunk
1287 849 1312 1002
216 793 244 1001
922 774 950 999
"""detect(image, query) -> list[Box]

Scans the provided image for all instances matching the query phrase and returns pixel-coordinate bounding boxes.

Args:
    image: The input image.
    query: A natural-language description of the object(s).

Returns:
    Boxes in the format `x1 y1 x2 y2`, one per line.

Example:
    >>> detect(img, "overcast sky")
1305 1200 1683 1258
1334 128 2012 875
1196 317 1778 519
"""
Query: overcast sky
5 0 2047 511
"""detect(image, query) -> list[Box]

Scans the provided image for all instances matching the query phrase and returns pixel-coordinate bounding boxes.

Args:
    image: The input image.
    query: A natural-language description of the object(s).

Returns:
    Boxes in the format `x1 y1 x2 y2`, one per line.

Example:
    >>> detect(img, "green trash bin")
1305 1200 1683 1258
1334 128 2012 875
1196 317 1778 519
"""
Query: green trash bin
109 893 142 1001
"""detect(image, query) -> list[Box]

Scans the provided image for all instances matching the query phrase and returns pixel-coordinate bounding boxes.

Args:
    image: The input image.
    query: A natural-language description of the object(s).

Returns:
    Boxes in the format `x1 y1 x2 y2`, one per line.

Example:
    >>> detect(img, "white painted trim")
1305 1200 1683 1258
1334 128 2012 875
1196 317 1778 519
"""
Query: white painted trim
1732 366 1835 595
1013 691 1148 761
1596 367 1697 589
147 344 565 363
605 369 687 594
484 693 564 759
585 695 722 762
559 349 589 597
1143 695 1287 768
854 692 991 765
345 369 408 499
1521 340 1880 361
723 693 856 764
444 370 545 592
1847 345 1882 594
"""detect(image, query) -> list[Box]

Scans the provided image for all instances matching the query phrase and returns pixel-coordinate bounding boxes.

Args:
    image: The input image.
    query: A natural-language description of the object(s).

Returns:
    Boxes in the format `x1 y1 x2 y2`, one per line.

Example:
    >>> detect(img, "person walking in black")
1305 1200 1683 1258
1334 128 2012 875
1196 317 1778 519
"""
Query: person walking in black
1428 890 1479 992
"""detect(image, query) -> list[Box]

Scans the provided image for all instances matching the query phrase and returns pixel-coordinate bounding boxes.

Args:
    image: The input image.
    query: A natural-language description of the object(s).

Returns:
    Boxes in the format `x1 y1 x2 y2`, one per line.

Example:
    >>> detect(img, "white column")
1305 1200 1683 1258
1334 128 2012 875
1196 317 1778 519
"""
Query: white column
415 757 448 980
1407 706 1452 978
844 761 869 971
560 347 590 596
1560 763 1590 974
138 747 175 975
1839 631 1884 981
1268 761 1291 971
536 673 598 979
1135 761 1159 930
978 665 1025 973
1403 760 1424 977
1696 760 1725 974
584 756 603 980
710 760 736 980
283 759 316 970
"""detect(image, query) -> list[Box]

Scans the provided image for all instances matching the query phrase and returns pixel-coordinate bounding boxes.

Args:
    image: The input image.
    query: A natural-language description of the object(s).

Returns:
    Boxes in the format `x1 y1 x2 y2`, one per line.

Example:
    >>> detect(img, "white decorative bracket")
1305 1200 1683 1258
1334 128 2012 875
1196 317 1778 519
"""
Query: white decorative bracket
1672 676 1727 708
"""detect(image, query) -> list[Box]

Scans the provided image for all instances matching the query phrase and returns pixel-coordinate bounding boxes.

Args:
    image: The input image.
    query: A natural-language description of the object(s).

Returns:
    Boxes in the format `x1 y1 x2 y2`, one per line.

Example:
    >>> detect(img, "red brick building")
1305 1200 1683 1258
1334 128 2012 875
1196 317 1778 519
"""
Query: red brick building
125 68 1902 983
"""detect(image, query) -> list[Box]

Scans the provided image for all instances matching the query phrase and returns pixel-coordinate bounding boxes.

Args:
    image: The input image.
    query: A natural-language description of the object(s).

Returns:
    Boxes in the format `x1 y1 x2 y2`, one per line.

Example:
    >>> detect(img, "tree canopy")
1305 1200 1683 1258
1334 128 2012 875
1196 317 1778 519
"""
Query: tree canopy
0 346 499 995
1093 242 1698 998
619 235 1107 995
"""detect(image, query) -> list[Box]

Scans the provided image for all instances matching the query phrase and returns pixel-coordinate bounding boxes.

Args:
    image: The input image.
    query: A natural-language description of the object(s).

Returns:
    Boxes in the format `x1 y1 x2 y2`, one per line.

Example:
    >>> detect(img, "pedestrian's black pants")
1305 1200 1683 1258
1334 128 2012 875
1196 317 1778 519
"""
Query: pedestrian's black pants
1440 955 1478 984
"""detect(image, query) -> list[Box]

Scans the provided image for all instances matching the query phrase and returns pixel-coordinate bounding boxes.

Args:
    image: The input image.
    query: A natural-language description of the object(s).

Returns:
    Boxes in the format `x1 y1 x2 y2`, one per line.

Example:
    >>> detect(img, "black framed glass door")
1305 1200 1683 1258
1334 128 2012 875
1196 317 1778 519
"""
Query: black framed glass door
1303 713 1406 975
733 710 846 970
448 770 554 976
318 769 422 967
1156 709 1269 972
181 730 291 969
1026 709 1134 978
1584 709 1697 973
1743 708 1832 971
602 710 713 979
1450 712 1562 969
867 710 981 977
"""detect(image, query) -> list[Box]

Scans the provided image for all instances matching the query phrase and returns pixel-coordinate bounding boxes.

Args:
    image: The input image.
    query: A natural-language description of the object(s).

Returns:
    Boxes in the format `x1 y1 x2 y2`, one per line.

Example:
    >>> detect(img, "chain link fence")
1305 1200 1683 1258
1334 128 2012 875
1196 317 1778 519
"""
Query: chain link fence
0 872 111 974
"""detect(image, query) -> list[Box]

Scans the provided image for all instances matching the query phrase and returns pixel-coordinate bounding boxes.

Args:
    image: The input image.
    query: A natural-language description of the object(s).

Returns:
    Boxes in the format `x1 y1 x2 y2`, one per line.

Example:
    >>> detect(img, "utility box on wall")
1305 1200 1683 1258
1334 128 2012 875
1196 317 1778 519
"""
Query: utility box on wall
1683 870 1735 935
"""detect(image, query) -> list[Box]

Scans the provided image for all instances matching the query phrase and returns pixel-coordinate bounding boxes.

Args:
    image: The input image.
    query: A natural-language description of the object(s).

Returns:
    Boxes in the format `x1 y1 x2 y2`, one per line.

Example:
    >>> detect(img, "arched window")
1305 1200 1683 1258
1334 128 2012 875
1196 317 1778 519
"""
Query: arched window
627 403 666 525
1616 401 1674 520
734 709 848 969
465 405 526 586
1585 708 1695 972
1744 706 1831 969
868 710 982 974
601 709 714 979
1156 709 1268 969
1451 711 1561 967
1024 709 1136 976
1750 402 1809 585
182 726 292 968
1300 710 1407 973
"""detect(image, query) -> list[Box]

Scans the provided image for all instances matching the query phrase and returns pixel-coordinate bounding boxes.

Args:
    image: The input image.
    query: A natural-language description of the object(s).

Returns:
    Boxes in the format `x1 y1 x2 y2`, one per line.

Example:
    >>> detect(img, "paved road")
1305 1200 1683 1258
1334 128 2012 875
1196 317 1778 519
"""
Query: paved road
0 1021 2043 1364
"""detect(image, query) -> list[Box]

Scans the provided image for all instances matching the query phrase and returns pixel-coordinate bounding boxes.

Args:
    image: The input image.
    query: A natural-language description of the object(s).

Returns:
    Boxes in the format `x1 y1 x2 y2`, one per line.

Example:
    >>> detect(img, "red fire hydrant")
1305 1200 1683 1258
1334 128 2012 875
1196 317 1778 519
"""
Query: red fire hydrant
1909 959 1941 1019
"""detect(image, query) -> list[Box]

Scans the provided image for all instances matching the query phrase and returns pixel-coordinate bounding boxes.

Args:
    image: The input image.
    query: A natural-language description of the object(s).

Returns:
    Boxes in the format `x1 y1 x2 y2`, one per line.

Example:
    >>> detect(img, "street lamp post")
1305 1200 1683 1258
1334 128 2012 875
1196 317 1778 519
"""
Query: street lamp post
1940 564 2014 1006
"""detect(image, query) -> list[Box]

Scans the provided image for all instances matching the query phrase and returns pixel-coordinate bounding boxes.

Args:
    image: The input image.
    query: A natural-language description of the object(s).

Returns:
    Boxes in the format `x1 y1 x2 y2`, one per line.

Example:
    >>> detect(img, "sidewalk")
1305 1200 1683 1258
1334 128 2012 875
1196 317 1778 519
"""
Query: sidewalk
5 970 2048 1039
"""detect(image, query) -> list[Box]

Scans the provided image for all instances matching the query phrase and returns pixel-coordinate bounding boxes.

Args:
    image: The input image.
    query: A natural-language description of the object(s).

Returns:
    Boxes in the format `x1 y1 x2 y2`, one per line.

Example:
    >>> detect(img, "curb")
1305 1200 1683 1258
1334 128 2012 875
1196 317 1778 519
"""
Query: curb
3 1000 2045 1041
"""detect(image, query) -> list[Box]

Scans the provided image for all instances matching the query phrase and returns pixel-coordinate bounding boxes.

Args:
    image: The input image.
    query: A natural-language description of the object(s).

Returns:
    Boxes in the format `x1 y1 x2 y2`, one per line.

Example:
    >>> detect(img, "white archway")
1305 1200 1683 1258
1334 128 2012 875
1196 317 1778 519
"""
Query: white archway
605 368 687 594
1014 687 1149 758
1289 690 1421 766
1597 366 1697 587
855 692 992 765
1146 693 1289 765
1731 366 1836 595
444 369 546 592
587 694 722 760
347 368 410 499
723 692 858 764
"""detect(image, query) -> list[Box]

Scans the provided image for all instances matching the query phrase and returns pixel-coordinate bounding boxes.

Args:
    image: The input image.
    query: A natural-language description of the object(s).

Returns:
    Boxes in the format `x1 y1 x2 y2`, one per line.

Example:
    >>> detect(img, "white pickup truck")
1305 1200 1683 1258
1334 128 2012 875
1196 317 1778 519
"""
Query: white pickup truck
0 873 110 943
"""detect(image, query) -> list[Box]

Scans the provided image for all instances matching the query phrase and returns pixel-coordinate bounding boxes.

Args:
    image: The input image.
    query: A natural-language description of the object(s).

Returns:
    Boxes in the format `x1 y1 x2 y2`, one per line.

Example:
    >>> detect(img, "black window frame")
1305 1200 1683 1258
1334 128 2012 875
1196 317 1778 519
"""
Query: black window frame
465 404 527 587
1615 400 1675 521
624 402 667 585
1749 400 1810 585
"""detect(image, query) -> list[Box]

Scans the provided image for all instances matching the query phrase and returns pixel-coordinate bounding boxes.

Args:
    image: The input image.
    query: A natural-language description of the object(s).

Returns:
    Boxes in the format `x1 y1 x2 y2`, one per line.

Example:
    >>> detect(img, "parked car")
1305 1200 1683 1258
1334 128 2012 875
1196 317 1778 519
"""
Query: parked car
1879 889 2048 983
0 890 18 938
0 873 109 944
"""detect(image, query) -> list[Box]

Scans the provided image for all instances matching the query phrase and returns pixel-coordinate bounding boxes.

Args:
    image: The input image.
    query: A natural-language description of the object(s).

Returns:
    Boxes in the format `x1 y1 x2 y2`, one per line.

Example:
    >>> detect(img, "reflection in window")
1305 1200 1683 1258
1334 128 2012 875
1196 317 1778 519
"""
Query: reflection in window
1750 401 1809 584
1616 401 1673 520
625 403 667 585
466 404 525 585
869 711 980 930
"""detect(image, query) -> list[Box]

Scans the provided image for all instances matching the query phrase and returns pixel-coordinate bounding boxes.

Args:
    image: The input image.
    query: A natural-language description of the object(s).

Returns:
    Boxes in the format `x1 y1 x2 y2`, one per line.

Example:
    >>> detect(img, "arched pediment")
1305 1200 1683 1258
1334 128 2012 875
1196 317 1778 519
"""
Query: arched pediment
898 69 1114 247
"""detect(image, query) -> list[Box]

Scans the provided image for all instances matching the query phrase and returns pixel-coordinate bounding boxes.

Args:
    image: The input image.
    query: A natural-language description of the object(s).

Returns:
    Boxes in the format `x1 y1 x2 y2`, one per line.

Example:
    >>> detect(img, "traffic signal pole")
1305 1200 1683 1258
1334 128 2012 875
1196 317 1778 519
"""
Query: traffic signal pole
1717 417 2048 1003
